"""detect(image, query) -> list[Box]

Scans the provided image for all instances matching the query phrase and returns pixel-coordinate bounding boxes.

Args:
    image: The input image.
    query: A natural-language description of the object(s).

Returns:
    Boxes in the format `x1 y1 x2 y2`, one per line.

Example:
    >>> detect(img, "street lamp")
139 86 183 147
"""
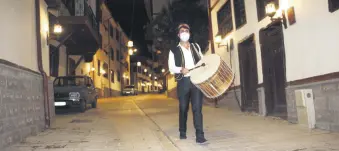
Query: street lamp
144 69 147 72
53 24 62 34
128 49 134 55
215 35 222 44
265 2 288 29
133 48 137 53
161 69 165 73
127 41 133 47
137 62 141 73
215 34 231 51
265 2 277 17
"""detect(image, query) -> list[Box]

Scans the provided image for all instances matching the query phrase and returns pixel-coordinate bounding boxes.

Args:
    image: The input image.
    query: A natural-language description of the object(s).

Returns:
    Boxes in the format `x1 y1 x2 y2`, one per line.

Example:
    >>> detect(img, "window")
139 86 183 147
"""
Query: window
116 29 120 40
116 50 120 61
109 25 114 38
49 45 59 77
256 0 278 21
110 70 115 83
217 1 233 36
110 48 114 60
69 58 76 75
97 60 101 76
54 77 86 87
103 62 108 78
234 0 247 29
117 70 121 81
329 0 339 13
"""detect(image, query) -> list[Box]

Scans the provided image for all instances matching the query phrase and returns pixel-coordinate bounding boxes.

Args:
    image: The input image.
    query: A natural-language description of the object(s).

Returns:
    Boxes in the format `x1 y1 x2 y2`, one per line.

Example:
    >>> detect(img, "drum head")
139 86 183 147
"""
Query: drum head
190 54 221 84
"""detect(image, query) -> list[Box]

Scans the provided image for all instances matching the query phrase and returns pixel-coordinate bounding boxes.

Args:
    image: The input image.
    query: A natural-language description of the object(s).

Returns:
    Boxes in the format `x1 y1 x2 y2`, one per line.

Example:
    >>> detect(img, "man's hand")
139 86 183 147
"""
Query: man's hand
180 68 189 75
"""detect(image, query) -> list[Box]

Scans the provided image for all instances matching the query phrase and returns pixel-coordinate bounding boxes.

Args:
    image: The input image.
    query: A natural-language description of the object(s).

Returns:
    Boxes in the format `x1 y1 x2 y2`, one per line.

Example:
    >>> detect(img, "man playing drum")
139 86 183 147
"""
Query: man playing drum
168 23 207 143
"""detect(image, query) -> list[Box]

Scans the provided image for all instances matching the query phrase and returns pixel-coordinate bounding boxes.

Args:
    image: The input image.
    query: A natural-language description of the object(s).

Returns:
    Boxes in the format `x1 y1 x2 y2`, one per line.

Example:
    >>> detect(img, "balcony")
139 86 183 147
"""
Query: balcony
49 0 100 58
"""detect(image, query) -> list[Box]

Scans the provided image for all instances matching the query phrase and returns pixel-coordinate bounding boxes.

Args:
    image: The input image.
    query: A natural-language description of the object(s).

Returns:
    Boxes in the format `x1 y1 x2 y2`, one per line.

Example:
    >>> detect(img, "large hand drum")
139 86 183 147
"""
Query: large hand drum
190 54 234 98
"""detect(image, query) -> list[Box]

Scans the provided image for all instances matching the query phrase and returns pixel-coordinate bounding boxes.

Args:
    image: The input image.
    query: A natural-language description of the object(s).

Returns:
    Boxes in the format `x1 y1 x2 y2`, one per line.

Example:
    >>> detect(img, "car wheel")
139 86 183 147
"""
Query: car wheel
80 100 86 113
91 98 97 108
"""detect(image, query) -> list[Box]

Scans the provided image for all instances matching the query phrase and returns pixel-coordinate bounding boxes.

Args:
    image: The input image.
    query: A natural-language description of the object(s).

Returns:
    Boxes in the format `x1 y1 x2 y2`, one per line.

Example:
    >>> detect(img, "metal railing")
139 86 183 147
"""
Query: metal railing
61 0 99 36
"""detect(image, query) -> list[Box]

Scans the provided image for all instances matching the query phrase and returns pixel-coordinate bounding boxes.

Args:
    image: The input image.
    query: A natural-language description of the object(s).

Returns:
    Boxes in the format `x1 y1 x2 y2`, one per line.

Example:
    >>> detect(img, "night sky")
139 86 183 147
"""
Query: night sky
106 0 152 60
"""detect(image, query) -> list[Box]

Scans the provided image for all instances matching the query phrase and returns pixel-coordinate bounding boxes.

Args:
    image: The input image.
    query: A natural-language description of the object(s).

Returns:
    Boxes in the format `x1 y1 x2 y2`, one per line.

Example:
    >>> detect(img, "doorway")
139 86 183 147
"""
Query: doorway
238 34 259 113
259 22 287 119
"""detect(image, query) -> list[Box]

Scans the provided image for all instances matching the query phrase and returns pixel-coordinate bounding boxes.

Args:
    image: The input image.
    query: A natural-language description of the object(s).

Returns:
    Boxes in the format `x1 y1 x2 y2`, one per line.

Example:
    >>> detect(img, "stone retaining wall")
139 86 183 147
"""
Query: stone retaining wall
0 62 54 149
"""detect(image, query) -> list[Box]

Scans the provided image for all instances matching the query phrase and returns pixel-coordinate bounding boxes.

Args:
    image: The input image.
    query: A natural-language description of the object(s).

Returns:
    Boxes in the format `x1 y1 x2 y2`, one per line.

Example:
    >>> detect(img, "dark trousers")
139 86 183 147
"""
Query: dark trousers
177 77 204 138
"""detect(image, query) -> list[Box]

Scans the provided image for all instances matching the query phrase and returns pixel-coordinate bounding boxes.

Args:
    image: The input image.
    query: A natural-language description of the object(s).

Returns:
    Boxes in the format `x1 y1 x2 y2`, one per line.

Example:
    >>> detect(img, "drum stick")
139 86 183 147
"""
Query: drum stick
189 63 206 71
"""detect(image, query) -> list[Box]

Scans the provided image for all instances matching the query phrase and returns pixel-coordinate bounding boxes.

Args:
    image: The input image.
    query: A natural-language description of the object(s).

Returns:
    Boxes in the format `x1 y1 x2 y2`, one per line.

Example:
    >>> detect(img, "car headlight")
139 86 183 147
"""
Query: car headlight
69 92 80 98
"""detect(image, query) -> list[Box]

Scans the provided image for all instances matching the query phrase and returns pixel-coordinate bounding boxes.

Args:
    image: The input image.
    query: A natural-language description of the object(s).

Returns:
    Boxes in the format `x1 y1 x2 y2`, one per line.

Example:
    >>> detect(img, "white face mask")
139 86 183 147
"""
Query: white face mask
179 32 190 42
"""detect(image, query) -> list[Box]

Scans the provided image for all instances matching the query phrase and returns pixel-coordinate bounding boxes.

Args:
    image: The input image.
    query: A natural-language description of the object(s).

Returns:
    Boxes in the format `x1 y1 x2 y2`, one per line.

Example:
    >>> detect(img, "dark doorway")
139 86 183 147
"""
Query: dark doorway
50 45 59 77
68 58 76 75
238 34 259 113
259 21 287 119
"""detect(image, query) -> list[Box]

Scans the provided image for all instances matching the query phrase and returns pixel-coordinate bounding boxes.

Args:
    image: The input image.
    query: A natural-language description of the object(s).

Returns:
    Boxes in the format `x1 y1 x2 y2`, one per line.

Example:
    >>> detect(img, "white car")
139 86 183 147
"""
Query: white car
122 85 138 96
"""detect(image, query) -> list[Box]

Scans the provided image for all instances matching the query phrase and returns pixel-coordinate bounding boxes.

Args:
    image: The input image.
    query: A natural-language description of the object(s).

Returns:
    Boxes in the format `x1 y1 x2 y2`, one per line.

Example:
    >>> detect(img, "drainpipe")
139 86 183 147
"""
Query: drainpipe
35 0 51 128
107 19 112 97
207 0 215 54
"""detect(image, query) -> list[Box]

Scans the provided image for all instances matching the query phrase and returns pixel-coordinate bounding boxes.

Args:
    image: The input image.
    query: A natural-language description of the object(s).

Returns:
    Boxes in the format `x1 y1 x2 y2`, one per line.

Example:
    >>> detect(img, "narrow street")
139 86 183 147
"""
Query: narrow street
7 94 339 151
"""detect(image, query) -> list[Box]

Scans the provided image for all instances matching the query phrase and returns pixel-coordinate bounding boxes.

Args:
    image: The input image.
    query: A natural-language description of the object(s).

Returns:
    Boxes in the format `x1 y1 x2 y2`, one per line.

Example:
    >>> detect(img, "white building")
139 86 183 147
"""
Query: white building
74 3 131 97
0 0 54 148
204 0 339 132
48 0 101 78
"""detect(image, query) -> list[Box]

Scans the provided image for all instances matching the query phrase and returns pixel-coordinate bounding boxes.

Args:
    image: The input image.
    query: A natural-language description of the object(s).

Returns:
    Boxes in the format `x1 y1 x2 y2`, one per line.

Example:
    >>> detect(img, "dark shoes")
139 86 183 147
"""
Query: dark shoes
196 137 207 143
180 133 207 143
180 133 187 139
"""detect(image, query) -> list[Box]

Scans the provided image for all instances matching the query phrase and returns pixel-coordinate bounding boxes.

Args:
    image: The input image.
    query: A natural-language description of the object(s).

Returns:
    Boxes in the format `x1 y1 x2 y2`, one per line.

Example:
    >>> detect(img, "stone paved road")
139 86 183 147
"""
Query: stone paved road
6 94 339 151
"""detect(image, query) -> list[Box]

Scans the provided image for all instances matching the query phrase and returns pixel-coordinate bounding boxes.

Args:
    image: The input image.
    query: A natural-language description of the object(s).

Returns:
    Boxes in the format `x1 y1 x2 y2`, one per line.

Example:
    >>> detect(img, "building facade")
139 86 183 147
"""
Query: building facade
48 1 130 98
0 0 55 149
205 0 339 132
130 58 162 94
73 3 131 97
48 0 101 79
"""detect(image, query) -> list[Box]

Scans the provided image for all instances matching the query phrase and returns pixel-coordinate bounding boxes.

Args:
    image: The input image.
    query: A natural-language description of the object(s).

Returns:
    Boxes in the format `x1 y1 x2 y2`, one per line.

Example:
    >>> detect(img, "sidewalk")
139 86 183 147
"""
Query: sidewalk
134 95 339 151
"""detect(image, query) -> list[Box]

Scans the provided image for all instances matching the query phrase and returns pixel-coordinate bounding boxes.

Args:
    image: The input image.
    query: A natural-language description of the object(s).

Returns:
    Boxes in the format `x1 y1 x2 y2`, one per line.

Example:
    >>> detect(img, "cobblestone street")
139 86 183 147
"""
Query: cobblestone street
6 94 339 151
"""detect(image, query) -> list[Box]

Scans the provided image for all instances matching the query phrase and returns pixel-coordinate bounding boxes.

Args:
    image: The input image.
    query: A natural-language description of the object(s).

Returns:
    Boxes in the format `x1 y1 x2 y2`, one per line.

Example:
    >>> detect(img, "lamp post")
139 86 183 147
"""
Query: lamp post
136 61 141 92
137 61 141 73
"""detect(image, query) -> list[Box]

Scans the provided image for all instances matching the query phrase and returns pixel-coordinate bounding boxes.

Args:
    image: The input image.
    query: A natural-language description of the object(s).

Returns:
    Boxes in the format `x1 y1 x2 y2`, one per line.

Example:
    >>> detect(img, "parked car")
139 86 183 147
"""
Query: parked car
122 85 138 96
53 76 98 112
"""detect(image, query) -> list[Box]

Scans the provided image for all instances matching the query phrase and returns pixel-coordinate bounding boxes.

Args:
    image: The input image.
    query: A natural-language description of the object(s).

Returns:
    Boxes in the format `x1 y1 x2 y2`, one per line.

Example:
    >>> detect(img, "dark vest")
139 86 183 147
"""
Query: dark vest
170 43 201 78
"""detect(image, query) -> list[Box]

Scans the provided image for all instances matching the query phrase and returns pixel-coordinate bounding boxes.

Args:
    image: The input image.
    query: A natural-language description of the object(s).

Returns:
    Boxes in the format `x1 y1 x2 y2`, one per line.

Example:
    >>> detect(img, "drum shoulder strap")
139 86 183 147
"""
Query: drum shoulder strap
191 43 202 59
177 46 185 67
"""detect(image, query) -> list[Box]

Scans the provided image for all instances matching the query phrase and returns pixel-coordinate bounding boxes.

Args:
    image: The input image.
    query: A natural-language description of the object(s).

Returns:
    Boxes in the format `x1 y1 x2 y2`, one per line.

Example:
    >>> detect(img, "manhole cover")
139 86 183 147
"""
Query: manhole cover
70 119 92 123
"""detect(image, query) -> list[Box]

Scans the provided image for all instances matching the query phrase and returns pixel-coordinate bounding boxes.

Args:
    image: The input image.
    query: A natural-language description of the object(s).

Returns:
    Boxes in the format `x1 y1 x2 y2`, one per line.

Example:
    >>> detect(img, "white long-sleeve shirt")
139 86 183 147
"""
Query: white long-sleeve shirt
168 43 204 77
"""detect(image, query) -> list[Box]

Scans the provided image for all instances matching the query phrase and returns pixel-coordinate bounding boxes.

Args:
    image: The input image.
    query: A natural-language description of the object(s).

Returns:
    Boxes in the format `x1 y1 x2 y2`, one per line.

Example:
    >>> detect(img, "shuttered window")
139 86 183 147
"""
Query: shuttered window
234 0 247 29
